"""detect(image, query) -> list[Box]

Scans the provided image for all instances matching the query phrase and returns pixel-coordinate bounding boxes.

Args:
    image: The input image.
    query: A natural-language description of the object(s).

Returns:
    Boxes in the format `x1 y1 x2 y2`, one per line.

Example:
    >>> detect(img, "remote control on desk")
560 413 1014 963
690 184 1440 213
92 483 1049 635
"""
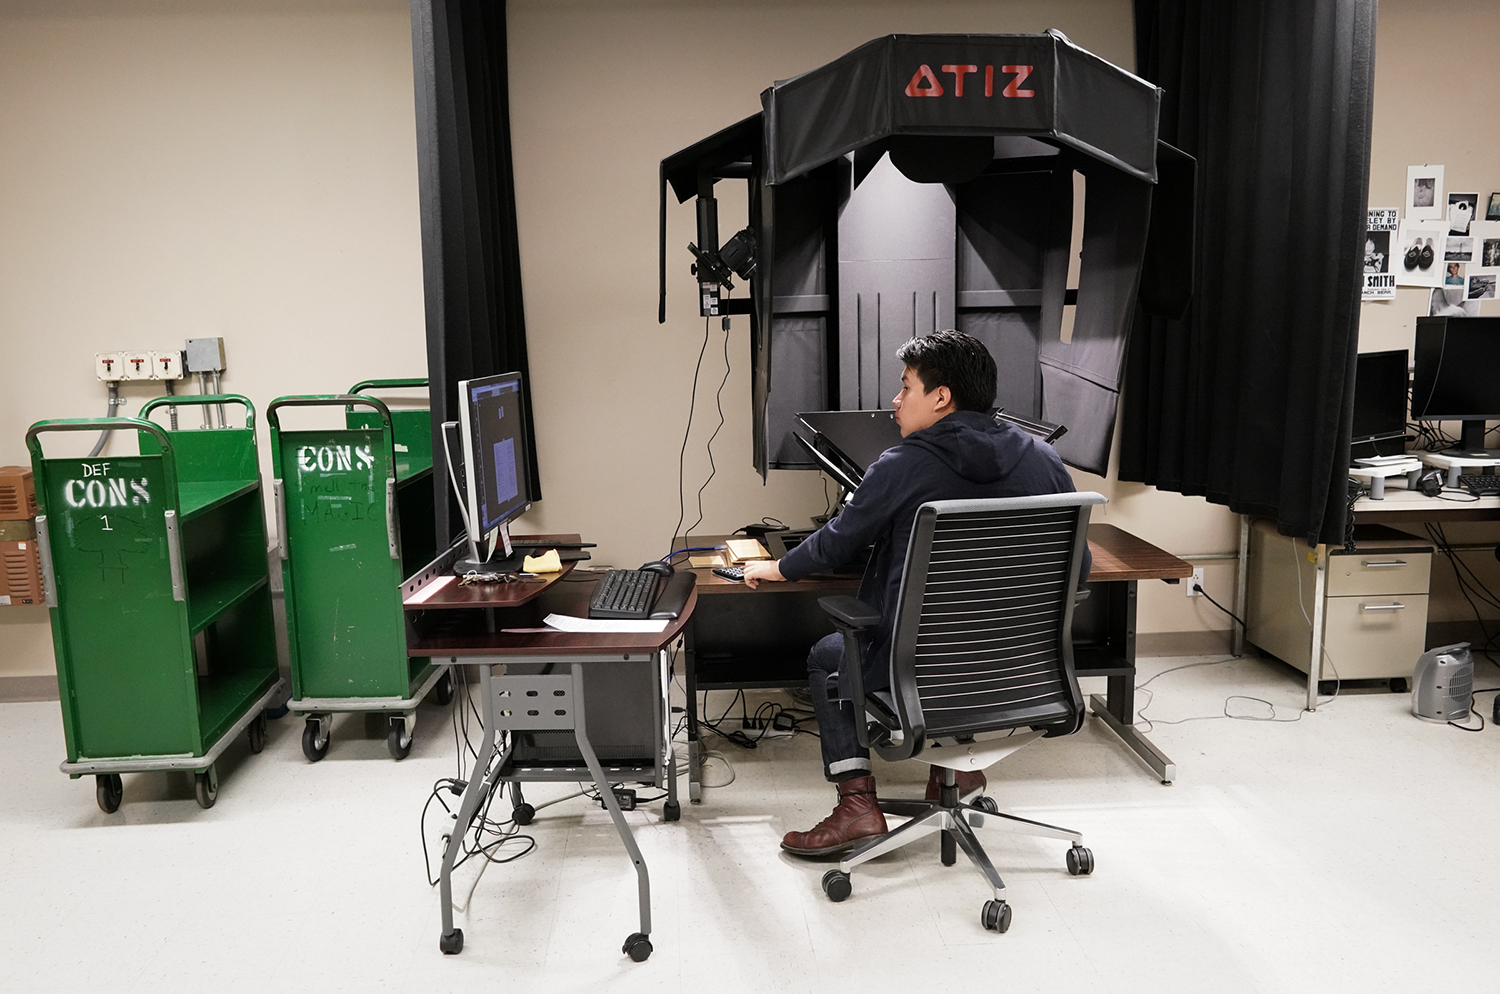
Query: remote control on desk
712 566 745 582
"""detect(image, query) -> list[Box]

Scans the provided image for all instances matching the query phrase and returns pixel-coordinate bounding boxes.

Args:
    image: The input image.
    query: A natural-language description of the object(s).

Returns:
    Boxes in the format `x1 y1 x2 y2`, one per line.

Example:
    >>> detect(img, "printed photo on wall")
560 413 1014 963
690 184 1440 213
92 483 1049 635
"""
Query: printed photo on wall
1406 164 1444 220
1362 208 1398 299
1430 287 1480 317
1467 273 1497 300
1484 239 1500 268
1445 262 1467 286
1488 192 1500 221
1448 192 1479 235
1445 236 1474 261
1396 220 1446 287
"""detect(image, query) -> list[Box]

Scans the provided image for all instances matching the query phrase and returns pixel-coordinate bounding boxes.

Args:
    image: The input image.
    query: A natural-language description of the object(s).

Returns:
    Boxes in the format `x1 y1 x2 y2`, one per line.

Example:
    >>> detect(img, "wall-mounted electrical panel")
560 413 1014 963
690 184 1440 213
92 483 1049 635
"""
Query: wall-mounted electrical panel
150 351 184 380
95 353 124 381
185 338 226 373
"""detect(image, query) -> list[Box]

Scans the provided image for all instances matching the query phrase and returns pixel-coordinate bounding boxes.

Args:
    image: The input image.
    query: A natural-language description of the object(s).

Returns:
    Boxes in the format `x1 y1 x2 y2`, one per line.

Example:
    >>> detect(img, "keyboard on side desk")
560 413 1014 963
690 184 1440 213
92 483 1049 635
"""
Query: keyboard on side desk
588 568 697 620
1459 474 1500 497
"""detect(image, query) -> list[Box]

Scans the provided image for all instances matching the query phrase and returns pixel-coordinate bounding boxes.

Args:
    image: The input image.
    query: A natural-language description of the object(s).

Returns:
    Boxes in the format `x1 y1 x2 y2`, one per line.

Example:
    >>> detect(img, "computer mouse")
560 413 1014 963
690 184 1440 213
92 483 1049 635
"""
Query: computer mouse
639 560 675 578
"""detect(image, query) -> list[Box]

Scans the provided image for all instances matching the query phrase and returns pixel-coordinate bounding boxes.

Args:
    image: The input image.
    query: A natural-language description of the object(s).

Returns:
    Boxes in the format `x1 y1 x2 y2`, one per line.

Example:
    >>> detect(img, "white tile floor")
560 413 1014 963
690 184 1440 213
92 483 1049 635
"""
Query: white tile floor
2 652 1498 994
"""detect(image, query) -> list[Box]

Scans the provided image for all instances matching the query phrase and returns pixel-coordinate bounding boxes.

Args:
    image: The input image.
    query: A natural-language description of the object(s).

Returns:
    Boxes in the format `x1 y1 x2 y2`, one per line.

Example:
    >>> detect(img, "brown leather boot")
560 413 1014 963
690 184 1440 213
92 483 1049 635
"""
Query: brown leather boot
925 766 987 802
781 775 888 857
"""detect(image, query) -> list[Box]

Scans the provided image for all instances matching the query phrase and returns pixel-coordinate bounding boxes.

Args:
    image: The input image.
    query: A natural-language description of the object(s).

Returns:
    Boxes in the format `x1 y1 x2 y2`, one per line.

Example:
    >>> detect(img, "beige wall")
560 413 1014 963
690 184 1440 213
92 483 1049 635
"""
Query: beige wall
1359 0 1500 622
0 0 424 676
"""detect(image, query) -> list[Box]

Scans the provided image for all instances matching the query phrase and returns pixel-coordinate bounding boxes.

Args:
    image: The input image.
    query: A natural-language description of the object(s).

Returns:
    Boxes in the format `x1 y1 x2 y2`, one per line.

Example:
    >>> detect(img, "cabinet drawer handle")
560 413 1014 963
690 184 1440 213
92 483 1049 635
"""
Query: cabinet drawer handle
1359 560 1407 568
1360 602 1406 612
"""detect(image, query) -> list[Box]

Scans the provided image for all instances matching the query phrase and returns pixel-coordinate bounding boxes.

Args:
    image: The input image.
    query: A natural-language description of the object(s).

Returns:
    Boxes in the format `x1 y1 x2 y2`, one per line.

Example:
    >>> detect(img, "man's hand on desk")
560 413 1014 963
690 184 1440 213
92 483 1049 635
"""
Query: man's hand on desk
741 559 785 589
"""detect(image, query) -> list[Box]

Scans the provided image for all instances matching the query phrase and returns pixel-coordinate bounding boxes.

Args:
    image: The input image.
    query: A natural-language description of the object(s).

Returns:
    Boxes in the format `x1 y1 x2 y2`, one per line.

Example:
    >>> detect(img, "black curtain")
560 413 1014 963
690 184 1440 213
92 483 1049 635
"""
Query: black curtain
410 0 536 546
1121 1 1377 545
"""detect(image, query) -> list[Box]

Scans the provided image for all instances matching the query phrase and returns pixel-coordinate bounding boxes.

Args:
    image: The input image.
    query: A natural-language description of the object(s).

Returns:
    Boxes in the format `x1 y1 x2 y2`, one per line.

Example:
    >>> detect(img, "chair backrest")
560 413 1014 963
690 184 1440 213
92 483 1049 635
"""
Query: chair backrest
885 492 1105 752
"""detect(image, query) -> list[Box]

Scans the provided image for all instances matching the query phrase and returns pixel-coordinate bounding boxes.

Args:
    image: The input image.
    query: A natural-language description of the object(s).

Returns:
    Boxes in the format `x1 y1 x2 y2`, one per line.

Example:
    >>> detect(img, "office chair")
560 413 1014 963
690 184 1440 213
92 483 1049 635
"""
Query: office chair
817 492 1106 933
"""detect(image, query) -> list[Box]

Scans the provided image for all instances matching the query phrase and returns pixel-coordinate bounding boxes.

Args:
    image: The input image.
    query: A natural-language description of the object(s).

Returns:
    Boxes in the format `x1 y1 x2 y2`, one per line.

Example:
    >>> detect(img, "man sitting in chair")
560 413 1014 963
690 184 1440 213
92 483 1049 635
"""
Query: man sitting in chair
742 330 1086 857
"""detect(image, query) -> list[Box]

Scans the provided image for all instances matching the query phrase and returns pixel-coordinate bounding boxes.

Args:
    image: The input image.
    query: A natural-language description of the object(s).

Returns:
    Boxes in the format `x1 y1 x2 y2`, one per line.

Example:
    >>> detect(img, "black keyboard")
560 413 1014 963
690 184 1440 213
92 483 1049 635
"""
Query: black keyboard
713 566 745 582
589 569 661 619
1459 474 1500 497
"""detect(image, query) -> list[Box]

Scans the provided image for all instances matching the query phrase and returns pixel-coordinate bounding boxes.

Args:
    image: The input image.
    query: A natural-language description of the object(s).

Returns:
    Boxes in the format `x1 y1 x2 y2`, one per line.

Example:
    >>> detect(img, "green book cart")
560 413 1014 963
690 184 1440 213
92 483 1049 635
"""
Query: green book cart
268 380 451 762
27 395 284 812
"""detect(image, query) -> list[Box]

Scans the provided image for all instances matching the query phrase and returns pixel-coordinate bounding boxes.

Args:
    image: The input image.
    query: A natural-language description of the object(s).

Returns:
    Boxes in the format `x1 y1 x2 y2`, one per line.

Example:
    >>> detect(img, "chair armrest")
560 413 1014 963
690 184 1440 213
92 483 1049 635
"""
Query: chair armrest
819 595 881 630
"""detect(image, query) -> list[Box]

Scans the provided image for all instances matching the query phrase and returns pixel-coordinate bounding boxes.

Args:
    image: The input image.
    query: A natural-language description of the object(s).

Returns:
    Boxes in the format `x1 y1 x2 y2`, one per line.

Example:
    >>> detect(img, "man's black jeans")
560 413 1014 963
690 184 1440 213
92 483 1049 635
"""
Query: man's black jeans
806 632 873 783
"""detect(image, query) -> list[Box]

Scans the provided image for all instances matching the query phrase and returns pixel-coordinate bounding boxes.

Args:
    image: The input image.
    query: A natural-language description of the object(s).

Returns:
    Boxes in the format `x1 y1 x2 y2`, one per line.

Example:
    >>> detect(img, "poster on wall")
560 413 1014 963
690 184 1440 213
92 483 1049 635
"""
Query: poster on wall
1467 273 1496 300
1362 208 1399 300
1487 193 1500 221
1405 164 1445 220
1430 287 1479 317
1395 220 1446 288
1448 192 1479 235
1470 220 1500 270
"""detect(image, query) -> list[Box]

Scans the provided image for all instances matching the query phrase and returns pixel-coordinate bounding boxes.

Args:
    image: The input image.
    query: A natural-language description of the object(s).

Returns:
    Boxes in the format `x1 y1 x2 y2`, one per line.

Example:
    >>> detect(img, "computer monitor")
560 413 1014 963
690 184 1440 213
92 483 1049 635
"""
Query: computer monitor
1350 350 1409 457
1412 316 1500 456
456 371 532 571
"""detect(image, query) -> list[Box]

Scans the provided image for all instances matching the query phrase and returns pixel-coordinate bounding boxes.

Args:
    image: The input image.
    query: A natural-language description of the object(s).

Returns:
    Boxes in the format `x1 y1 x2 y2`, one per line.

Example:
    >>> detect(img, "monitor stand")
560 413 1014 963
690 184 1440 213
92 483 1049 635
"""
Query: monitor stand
1443 419 1500 459
454 522 525 575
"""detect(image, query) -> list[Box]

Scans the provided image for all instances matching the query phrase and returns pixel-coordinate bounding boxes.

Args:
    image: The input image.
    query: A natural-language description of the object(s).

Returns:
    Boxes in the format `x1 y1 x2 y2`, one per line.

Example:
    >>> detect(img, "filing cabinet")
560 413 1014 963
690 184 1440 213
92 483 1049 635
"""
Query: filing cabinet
1246 520 1433 686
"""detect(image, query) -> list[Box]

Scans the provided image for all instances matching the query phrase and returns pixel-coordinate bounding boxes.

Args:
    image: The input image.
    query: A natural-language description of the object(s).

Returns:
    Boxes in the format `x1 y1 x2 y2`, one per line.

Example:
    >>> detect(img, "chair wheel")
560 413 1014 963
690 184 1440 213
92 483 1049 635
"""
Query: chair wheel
194 767 218 809
432 671 455 706
622 932 653 962
302 717 329 762
513 803 535 826
247 711 267 754
973 796 999 815
96 774 123 814
439 928 463 954
822 868 852 902
387 717 412 760
663 800 680 822
981 899 1012 932
1067 845 1094 876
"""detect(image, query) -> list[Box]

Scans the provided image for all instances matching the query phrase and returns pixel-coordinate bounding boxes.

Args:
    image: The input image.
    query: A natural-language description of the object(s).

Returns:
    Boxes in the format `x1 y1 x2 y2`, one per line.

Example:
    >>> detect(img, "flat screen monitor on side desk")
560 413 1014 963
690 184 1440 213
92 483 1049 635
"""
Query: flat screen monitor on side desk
453 371 533 573
1351 349 1410 458
1412 317 1500 457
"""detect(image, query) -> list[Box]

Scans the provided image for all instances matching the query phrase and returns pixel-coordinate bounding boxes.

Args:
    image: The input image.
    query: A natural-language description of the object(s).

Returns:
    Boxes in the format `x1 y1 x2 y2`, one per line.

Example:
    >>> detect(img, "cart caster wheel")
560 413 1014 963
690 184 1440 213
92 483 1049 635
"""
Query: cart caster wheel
194 767 218 809
622 932 653 962
663 800 680 822
247 712 267 754
301 718 329 762
973 796 999 815
439 928 463 955
981 899 1012 933
1318 680 1338 696
432 671 455 706
95 774 123 814
1066 845 1094 876
822 869 852 902
387 718 412 760
1388 677 1408 694
512 803 535 826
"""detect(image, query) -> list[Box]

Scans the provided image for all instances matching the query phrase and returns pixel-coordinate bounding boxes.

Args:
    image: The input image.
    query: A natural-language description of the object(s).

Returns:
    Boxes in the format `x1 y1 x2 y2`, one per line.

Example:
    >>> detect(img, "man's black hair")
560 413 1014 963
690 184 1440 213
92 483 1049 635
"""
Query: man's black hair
894 330 997 412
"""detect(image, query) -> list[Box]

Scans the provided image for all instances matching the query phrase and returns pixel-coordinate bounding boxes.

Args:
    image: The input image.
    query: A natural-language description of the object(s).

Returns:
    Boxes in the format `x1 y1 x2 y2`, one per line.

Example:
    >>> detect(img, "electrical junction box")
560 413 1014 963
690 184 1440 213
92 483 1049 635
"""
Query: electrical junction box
121 353 153 380
150 350 184 380
184 338 226 373
0 466 37 520
95 353 124 381
0 540 44 605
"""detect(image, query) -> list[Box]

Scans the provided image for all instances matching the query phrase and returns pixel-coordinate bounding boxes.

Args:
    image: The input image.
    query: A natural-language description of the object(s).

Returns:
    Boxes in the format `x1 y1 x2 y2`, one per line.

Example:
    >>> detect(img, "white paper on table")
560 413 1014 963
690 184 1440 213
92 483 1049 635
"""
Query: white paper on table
543 613 669 634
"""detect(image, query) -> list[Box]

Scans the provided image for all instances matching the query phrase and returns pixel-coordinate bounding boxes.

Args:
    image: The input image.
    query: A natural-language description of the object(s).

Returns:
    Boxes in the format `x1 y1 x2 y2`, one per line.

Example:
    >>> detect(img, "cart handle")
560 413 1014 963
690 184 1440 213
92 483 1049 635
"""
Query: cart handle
26 417 174 460
139 394 257 430
348 378 428 395
266 394 392 431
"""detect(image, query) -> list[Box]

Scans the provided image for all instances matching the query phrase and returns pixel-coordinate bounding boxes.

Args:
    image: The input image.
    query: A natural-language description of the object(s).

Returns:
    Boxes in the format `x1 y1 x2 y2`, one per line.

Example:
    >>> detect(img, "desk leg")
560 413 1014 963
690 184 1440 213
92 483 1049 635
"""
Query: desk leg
1087 580 1178 785
683 618 702 803
438 662 499 953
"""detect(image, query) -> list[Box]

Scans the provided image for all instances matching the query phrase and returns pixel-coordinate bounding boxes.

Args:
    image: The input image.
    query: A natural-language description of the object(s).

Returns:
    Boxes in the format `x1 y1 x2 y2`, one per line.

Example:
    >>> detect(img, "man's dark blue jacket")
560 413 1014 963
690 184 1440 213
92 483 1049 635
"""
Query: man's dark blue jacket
779 409 1088 691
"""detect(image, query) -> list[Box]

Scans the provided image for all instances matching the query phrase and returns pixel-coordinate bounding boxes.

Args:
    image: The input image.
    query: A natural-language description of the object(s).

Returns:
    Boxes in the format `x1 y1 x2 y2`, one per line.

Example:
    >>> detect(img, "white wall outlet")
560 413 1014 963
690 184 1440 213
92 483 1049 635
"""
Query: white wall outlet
149 350 184 380
94 353 124 381
120 352 153 380
1185 566 1205 597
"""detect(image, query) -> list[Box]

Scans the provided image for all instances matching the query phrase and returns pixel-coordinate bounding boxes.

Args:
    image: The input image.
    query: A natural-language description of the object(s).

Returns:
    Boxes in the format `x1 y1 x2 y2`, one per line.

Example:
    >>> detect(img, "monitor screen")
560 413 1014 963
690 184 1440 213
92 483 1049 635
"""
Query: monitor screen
461 372 531 536
1412 317 1500 420
1351 350 1408 442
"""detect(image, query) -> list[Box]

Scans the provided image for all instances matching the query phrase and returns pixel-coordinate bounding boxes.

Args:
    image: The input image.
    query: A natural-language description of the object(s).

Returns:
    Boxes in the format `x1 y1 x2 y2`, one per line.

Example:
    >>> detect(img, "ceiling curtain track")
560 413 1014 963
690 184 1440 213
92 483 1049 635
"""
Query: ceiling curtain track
1120 0 1377 546
410 0 536 545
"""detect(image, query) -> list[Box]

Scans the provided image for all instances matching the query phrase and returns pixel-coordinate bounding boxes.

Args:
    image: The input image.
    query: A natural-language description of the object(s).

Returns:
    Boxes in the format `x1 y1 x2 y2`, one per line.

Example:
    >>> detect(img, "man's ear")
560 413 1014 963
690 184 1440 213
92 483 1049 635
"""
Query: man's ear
935 385 954 412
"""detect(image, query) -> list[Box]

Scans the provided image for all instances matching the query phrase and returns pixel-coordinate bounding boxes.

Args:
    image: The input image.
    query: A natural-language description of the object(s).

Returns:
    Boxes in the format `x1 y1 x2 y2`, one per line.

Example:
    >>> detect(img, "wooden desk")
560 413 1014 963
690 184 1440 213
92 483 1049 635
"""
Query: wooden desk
677 524 1191 793
401 535 690 958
